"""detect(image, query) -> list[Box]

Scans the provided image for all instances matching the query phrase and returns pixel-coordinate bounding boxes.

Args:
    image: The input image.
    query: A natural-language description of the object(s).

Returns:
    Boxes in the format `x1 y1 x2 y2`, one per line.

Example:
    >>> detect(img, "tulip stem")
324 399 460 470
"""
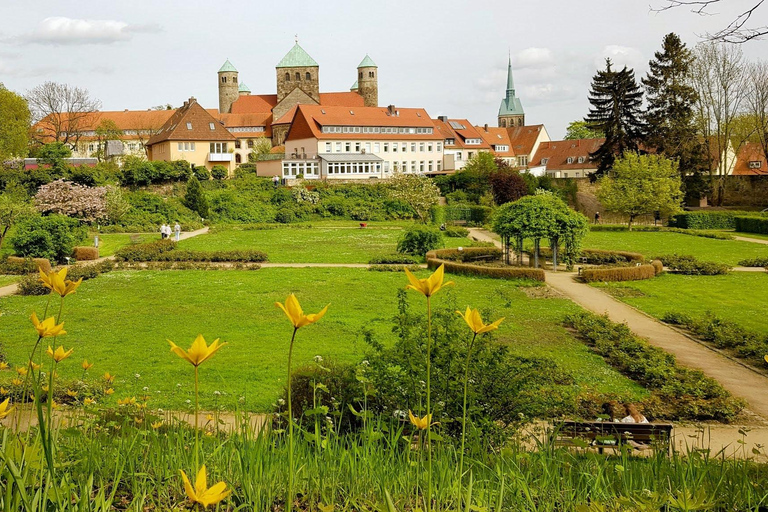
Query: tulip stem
426 295 432 512
459 332 478 503
194 365 199 471
287 327 298 512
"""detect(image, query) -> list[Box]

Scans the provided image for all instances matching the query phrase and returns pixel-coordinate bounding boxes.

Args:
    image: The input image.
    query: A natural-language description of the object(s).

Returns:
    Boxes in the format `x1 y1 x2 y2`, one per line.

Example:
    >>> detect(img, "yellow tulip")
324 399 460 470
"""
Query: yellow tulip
82 359 93 371
168 335 226 367
38 267 66 291
180 466 230 508
105 388 114 395
0 362 8 370
117 397 137 406
103 372 114 383
408 409 433 430
84 398 95 405
0 398 14 420
30 312 66 338
404 264 454 298
28 361 41 371
0 388 6 395
456 307 505 335
39 268 82 297
275 294 329 329
765 355 768 364
11 378 22 387
65 389 78 398
47 345 74 363
15 367 27 376
151 420 164 429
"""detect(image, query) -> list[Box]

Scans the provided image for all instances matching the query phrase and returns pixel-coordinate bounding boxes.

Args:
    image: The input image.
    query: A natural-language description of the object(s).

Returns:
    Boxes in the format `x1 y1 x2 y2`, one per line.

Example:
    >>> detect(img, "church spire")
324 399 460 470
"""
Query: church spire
506 54 515 95
498 53 525 128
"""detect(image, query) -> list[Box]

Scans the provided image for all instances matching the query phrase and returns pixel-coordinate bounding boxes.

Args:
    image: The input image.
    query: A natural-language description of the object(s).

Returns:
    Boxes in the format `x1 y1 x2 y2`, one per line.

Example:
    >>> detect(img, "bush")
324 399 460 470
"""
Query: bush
427 248 545 282
234 163 258 178
734 216 768 235
651 259 663 275
192 165 210 181
182 176 209 218
581 264 657 283
368 254 418 265
654 254 730 275
443 226 469 238
433 205 493 225
9 214 87 262
211 165 228 180
668 211 760 230
275 208 295 224
738 257 768 267
17 274 49 295
565 312 744 421
590 224 734 240
114 240 267 263
72 246 99 261
429 246 503 263
368 264 423 272
534 247 644 265
397 225 443 255
4 256 51 274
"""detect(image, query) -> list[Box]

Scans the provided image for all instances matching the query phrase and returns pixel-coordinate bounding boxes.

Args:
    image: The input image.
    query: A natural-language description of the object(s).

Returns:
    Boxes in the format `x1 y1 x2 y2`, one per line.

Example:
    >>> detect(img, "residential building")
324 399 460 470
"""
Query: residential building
475 124 516 166
432 117 491 171
730 142 765 175
280 104 443 180
532 138 604 178
506 124 550 169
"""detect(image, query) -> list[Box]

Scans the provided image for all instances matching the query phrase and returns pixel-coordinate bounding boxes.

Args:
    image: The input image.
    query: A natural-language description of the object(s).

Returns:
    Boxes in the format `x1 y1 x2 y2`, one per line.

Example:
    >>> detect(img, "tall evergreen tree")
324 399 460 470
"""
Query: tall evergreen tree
183 175 209 218
643 33 707 201
585 59 645 178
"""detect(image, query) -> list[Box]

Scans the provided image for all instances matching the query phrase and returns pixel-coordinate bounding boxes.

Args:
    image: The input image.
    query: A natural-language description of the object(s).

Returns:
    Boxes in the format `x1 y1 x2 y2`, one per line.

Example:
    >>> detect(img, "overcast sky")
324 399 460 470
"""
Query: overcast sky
1 0 766 139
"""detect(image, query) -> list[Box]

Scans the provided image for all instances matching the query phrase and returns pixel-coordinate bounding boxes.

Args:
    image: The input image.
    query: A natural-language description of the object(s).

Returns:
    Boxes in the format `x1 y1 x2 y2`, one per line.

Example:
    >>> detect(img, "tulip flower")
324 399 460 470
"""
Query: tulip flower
180 466 230 508
0 398 15 420
103 372 114 383
28 361 41 371
30 312 66 338
84 398 95 405
404 264 453 298
168 335 226 367
16 367 27 376
47 346 73 363
0 362 8 371
104 388 114 395
117 397 137 406
82 360 93 371
408 410 433 430
39 268 82 298
275 294 329 329
456 307 504 335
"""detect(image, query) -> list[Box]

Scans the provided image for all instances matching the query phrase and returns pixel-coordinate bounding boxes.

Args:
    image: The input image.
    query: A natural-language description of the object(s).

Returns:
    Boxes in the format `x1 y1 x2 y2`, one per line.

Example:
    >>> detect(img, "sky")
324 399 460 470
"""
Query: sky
1 0 767 139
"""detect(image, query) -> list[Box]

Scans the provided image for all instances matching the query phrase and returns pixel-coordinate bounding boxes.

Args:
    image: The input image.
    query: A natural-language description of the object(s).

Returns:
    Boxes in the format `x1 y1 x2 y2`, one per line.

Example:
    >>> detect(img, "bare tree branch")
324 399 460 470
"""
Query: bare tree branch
25 82 101 147
652 0 767 43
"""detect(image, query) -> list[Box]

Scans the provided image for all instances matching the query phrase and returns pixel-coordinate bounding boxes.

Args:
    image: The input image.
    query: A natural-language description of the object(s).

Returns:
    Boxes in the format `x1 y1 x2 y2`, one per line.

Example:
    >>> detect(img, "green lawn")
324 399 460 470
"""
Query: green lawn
0 268 644 411
93 233 158 257
0 275 19 287
594 272 768 334
583 230 768 266
179 224 469 263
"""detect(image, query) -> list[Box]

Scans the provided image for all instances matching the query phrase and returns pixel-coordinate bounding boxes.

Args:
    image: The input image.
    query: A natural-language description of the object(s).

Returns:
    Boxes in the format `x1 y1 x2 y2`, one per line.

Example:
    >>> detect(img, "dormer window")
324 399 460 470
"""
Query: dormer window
578 156 585 163
567 157 574 164
749 160 763 169
209 122 215 131
541 158 549 165
186 122 192 130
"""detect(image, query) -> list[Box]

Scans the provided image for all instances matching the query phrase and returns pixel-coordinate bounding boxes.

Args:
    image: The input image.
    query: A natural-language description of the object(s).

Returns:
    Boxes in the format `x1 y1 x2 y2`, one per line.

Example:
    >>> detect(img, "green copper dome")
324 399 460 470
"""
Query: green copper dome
218 59 237 73
276 43 319 68
357 54 377 68
350 80 359 91
238 82 251 93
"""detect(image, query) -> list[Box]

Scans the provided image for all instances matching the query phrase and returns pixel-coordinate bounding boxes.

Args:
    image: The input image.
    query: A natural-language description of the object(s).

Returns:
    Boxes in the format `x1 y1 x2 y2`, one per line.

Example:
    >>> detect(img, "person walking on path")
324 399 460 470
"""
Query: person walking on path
174 222 181 242
594 212 601 224
272 175 279 188
160 223 168 239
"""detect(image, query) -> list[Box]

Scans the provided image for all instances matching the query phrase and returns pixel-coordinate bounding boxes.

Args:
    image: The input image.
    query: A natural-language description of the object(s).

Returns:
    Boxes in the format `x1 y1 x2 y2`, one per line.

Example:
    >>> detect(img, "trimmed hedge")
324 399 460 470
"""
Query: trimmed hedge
591 224 733 240
430 205 492 225
426 247 545 282
651 259 664 275
534 247 644 265
655 254 730 275
737 257 768 267
16 260 115 296
72 246 99 261
431 246 503 263
368 254 418 265
668 211 741 229
114 239 268 263
368 264 422 272
581 264 657 283
565 312 744 421
734 216 768 235
6 256 51 274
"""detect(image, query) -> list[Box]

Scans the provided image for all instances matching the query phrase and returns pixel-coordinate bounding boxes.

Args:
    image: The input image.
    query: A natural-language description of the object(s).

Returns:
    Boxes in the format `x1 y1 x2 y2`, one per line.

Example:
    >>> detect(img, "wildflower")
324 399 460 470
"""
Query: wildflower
47 346 74 363
117 397 137 406
105 388 114 395
456 307 505 334
0 398 14 420
11 378 22 386
30 312 66 338
0 388 6 395
134 417 143 425
168 335 226 367
275 294 329 329
51 401 60 410
404 264 453 298
206 414 214 422
143 386 149 392
314 355 323 363
103 372 115 383
213 390 221 396
82 360 93 371
65 389 78 398
15 367 27 376
134 373 141 379
0 362 8 370
42 385 49 392
84 398 95 405
408 410 434 430
39 268 82 297
180 466 230 508
28 361 41 371
152 421 163 429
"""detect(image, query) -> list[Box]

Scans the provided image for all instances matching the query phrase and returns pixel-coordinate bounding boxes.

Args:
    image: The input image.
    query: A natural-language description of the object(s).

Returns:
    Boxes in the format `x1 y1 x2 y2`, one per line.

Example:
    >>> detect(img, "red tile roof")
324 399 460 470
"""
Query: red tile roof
431 119 490 149
230 91 364 115
507 124 547 157
32 109 174 143
475 125 515 156
147 98 235 145
318 92 365 107
531 138 604 171
733 142 768 175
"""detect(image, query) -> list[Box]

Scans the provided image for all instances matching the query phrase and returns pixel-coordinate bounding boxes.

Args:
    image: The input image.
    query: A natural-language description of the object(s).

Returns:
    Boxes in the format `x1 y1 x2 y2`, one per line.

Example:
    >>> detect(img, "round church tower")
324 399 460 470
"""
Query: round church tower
357 55 378 108
218 59 239 114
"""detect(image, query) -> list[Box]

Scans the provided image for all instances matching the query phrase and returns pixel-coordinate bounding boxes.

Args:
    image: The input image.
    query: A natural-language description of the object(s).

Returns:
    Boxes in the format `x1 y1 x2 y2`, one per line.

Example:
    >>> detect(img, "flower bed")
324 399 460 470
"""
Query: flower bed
581 264 658 283
115 239 268 263
426 247 545 282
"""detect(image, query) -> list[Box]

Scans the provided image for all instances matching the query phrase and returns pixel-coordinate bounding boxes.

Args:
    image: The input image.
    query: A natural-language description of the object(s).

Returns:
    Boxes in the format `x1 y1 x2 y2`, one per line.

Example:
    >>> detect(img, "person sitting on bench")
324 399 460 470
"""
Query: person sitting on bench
619 403 648 423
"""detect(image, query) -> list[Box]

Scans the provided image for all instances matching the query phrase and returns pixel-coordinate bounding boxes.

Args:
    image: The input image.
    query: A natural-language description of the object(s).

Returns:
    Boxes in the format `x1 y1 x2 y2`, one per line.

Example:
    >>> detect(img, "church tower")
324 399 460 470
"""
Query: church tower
218 59 239 114
497 56 525 127
357 54 378 107
275 42 320 104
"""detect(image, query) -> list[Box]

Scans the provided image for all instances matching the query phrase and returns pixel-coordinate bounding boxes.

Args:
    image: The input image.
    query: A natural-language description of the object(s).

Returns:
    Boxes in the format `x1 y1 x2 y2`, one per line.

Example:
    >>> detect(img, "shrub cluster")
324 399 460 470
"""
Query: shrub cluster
738 257 768 267
430 246 503 263
397 225 443 256
368 254 418 265
17 260 114 296
114 239 268 263
72 246 99 261
662 312 768 369
654 254 730 275
590 224 733 240
3 256 51 274
118 158 192 186
565 312 745 421
734 216 768 235
581 264 657 283
8 214 88 262
427 248 545 282
443 226 469 238
368 264 422 272
667 211 757 230
431 205 492 226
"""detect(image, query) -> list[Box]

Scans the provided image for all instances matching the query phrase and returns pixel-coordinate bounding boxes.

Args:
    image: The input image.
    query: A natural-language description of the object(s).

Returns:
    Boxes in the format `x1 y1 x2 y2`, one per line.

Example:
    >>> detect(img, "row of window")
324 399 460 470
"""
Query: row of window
284 72 313 82
321 126 433 135
185 122 218 131
234 140 256 149
326 162 382 175
228 126 265 133
541 156 586 165
178 142 196 152
86 142 142 152
282 161 319 177
220 76 238 83
323 141 443 154
464 138 482 145
383 161 441 173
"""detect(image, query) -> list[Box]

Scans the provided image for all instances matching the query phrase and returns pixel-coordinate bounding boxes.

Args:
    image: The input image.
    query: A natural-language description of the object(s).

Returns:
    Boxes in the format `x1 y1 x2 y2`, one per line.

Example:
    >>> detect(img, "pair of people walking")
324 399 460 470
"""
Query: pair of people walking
161 222 181 241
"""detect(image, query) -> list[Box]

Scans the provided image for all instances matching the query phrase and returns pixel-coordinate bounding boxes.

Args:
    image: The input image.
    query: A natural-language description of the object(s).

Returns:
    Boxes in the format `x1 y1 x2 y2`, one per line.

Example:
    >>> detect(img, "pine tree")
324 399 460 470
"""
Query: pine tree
643 33 707 200
183 175 209 218
585 59 645 178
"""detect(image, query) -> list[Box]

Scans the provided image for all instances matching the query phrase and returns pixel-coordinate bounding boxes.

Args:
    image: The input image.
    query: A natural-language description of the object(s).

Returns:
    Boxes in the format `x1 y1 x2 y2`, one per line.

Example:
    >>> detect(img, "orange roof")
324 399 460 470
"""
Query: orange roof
270 145 285 154
507 124 546 157
431 118 490 149
32 109 174 142
231 94 278 114
531 138 604 170
273 106 298 125
318 92 365 107
733 142 768 175
475 125 515 156
287 105 439 141
147 98 235 145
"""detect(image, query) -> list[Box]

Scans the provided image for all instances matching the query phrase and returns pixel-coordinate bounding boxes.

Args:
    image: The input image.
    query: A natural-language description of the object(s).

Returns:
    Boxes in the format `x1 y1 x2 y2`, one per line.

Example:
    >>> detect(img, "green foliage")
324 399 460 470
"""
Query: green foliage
654 254 731 275
667 211 754 229
443 226 469 238
581 264 657 283
396 225 443 255
387 173 440 223
8 214 87 262
234 163 258 177
427 249 546 282
564 120 604 140
0 83 30 160
37 142 72 171
114 239 267 263
210 165 228 180
118 190 200 231
734 215 768 234
368 254 418 264
119 157 191 186
565 312 744 421
431 205 492 226
597 153 682 229
193 165 211 181
0 185 35 250
182 176 209 218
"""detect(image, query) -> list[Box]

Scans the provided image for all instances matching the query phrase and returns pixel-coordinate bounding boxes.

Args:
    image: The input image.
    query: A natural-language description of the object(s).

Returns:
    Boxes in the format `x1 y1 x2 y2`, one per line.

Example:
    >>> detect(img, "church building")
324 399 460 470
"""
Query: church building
497 56 525 128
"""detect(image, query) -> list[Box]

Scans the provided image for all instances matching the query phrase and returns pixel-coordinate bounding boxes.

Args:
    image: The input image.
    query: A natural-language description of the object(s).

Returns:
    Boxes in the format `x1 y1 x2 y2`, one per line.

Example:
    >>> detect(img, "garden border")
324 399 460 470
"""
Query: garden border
426 247 546 282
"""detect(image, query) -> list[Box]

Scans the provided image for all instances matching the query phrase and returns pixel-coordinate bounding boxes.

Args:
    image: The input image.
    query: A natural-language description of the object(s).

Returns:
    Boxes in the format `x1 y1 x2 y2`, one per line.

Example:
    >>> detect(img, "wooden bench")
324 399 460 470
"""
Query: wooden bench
553 420 674 454
466 254 494 262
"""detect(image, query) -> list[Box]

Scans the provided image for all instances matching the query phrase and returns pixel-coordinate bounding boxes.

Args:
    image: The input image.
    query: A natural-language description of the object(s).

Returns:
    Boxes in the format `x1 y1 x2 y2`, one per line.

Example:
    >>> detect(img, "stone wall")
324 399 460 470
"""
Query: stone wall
276 66 320 103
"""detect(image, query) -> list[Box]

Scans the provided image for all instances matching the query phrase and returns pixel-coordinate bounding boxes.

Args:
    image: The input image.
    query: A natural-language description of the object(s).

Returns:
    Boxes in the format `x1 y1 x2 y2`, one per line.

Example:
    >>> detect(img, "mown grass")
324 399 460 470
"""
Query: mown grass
92 232 158 257
0 268 644 411
178 223 468 263
583 230 768 266
0 275 19 287
593 272 768 334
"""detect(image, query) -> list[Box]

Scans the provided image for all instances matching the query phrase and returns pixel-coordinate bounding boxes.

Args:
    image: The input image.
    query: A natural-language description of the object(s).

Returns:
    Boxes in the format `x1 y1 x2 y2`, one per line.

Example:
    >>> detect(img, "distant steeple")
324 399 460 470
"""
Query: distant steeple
506 55 515 95
498 54 525 128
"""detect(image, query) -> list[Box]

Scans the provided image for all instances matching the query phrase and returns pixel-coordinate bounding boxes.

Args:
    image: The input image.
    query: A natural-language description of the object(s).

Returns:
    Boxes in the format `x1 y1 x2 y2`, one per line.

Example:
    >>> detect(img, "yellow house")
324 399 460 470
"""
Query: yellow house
146 97 236 173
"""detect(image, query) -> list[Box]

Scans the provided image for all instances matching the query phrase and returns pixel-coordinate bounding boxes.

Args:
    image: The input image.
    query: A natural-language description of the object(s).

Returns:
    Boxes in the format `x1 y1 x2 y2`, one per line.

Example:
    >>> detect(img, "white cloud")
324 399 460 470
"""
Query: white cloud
514 47 554 69
596 45 644 70
474 68 506 93
522 83 578 104
22 17 161 45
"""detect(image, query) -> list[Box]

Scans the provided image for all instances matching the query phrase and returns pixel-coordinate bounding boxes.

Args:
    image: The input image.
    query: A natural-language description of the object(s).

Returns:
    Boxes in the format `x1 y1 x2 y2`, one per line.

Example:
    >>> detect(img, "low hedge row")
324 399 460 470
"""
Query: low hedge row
368 264 422 272
591 224 733 240
668 211 760 230
73 246 99 261
114 240 268 263
368 254 418 265
734 216 768 235
581 264 657 283
655 254 731 275
534 247 644 265
565 312 744 421
737 257 768 267
430 246 504 263
17 260 114 296
430 205 493 226
662 311 768 369
2 257 52 275
426 248 545 282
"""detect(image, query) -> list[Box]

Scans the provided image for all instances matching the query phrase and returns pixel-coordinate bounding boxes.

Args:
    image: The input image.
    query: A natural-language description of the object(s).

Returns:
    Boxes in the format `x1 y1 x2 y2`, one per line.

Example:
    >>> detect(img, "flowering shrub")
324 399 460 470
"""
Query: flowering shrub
34 180 108 222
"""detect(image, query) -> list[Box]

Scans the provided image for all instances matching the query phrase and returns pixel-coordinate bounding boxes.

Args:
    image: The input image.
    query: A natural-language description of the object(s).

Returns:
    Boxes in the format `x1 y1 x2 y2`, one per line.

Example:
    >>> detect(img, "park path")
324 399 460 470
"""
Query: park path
467 228 768 420
734 235 768 245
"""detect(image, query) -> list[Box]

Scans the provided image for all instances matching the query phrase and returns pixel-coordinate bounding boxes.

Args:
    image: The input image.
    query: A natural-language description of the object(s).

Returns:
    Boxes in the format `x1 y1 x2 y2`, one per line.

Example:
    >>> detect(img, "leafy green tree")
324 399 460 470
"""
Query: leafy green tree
37 142 71 171
564 120 604 140
247 136 274 162
183 175 209 218
643 33 707 201
0 184 35 250
585 59 646 178
211 165 228 180
597 153 682 230
387 173 440 223
0 84 31 160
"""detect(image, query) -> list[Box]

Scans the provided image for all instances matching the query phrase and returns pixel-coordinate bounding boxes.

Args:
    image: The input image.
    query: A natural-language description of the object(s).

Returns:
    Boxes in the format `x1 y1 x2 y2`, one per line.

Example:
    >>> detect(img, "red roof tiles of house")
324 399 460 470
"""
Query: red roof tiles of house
507 124 547 157
32 109 174 143
431 118 490 149
475 125 515 157
230 91 364 115
147 98 235 145
532 138 604 170
733 142 768 175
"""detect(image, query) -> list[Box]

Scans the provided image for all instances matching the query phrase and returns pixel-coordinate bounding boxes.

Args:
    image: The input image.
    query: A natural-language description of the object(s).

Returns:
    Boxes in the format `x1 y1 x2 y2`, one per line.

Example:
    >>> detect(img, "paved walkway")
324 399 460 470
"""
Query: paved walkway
734 235 768 245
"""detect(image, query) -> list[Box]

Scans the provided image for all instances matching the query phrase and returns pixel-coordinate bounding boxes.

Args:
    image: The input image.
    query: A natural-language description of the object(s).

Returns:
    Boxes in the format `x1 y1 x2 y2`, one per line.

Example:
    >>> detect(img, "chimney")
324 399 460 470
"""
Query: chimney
438 115 447 122
387 104 397 116
484 123 488 132
125 109 129 112
189 97 197 104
